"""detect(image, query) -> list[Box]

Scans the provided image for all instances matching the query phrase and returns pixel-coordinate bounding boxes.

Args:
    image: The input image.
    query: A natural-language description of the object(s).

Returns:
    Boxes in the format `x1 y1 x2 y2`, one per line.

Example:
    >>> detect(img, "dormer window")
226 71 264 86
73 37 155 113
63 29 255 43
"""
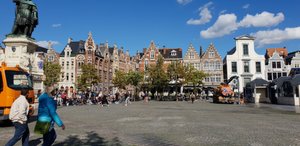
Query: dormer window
171 50 177 56
67 51 70 57
80 48 85 53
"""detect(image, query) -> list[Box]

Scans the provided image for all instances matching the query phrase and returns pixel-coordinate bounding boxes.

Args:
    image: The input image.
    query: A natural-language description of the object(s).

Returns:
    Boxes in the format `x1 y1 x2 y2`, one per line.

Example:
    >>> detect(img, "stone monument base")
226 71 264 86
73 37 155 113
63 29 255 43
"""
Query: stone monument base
2 36 38 72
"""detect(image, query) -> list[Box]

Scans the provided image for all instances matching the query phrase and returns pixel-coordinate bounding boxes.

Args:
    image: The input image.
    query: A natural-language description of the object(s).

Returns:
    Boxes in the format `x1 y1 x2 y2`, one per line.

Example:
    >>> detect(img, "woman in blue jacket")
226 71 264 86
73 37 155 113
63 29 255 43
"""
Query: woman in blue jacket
38 86 65 146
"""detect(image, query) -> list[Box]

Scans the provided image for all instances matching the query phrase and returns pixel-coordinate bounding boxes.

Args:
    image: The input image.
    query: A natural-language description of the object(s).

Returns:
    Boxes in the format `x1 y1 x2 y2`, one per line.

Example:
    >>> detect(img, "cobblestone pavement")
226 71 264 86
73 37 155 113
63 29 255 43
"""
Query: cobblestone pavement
1 101 300 146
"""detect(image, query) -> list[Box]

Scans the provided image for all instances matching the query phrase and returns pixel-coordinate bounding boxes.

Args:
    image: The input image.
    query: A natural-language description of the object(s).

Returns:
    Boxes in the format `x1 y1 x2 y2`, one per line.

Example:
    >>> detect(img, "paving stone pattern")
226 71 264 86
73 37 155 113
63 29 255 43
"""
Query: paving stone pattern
1 101 300 146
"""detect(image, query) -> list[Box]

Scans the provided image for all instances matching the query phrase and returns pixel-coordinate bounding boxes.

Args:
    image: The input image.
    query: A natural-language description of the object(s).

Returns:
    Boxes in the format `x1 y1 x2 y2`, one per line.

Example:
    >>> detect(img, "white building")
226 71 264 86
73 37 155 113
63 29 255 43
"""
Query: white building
265 48 290 81
290 52 300 68
58 39 76 88
224 35 265 92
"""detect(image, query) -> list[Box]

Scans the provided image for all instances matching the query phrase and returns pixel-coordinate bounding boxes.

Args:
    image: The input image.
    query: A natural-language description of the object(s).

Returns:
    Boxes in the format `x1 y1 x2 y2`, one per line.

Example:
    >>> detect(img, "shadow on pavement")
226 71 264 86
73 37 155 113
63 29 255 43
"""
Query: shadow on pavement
29 137 42 146
52 131 123 146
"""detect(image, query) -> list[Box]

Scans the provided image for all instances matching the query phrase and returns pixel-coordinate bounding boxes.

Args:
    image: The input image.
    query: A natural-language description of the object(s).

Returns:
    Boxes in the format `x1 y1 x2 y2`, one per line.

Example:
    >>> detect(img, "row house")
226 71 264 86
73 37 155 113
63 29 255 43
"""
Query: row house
224 35 265 92
286 51 300 68
265 48 290 81
59 32 138 93
139 41 161 72
183 44 201 70
159 47 183 69
139 41 183 72
200 44 223 87
59 32 114 91
183 43 223 87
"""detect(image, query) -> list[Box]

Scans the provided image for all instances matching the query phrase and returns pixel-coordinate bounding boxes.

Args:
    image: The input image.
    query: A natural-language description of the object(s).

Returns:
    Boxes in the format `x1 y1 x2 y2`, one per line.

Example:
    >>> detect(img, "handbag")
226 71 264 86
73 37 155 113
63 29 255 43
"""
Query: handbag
34 120 51 135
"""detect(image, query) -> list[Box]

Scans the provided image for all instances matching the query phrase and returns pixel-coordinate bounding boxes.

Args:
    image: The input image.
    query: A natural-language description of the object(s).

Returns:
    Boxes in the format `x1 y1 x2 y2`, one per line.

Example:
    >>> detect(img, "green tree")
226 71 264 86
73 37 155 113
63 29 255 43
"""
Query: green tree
77 64 100 90
112 70 127 90
43 61 61 86
126 71 143 100
185 65 208 93
167 61 185 99
148 55 169 100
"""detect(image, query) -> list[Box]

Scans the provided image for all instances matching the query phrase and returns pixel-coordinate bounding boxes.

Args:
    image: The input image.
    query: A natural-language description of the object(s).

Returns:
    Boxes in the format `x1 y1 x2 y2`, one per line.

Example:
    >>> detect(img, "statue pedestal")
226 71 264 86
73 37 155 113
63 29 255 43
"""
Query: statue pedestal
2 36 37 73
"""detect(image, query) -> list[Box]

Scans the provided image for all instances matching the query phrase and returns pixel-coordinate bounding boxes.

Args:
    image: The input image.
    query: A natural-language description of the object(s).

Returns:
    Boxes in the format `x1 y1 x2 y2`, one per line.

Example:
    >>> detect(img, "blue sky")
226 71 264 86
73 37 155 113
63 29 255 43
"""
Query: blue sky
1 0 299 58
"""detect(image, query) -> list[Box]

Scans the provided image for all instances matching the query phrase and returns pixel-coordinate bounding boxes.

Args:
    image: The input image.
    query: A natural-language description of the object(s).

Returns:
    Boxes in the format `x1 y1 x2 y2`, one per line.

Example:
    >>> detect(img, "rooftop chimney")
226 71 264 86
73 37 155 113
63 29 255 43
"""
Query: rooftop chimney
200 46 203 57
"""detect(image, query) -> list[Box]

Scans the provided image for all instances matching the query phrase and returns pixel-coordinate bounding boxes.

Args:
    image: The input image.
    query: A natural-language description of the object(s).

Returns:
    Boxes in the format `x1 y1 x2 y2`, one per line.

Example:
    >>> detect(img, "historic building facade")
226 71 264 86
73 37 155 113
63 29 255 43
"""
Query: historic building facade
58 32 138 93
265 48 290 81
201 43 223 87
139 41 161 72
286 51 300 68
159 47 183 69
183 44 201 70
224 35 265 92
59 39 77 88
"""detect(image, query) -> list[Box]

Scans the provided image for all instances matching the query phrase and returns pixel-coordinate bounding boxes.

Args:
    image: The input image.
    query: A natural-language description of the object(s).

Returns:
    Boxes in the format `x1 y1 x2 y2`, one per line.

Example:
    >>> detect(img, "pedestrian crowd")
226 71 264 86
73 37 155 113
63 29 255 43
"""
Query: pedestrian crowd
51 86 150 107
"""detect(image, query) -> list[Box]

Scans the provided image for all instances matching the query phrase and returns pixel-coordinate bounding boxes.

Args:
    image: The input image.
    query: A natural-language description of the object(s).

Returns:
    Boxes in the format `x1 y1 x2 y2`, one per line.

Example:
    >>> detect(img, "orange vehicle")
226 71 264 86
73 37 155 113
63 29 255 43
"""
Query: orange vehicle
0 62 35 121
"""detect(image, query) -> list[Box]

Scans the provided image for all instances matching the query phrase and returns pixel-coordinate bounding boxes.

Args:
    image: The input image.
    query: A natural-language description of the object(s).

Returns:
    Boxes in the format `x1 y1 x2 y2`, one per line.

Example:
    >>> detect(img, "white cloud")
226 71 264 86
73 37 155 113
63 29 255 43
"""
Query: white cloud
52 24 62 28
239 11 284 27
201 14 238 38
243 4 250 9
219 10 227 15
177 0 192 5
252 27 300 47
37 41 59 48
199 11 285 39
187 2 213 25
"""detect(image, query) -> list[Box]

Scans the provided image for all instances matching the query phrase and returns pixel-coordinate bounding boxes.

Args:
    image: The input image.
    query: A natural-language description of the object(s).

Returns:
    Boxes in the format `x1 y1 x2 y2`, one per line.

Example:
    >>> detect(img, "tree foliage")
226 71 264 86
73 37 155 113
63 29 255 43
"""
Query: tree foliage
126 71 143 87
112 70 127 90
43 61 61 86
167 61 185 96
148 55 169 95
126 71 143 98
77 64 100 90
185 65 208 92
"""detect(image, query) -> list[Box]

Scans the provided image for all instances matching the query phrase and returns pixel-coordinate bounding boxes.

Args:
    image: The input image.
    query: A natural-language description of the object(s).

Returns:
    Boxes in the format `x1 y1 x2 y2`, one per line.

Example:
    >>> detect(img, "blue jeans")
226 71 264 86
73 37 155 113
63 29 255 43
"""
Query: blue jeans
42 128 56 146
5 122 29 146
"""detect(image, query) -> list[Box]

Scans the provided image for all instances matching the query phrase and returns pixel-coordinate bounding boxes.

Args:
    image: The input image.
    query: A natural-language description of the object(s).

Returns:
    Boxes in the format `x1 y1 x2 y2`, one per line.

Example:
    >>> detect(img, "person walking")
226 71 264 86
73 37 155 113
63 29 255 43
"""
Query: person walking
6 89 30 146
124 91 131 106
190 92 196 104
38 85 65 146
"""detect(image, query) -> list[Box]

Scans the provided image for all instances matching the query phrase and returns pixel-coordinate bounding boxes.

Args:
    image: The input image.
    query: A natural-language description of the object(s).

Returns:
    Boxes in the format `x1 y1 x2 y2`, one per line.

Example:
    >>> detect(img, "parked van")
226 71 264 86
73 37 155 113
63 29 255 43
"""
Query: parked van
0 62 35 121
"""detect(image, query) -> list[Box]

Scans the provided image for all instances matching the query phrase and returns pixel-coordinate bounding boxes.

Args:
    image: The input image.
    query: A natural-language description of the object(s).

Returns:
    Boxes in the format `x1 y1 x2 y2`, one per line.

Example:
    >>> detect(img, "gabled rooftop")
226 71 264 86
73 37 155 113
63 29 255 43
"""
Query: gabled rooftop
159 48 182 59
266 48 288 58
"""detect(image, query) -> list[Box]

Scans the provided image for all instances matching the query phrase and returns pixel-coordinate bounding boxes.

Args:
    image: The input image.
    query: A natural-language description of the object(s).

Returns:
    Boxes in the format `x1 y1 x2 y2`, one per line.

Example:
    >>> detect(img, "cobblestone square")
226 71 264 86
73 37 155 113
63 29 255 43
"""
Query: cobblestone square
1 101 300 146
